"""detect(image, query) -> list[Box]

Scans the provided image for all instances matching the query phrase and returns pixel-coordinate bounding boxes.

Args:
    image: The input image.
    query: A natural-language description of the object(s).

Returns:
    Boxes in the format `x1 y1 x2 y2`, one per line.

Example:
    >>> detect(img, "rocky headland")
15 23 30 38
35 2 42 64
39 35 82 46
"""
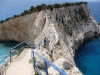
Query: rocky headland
0 2 100 75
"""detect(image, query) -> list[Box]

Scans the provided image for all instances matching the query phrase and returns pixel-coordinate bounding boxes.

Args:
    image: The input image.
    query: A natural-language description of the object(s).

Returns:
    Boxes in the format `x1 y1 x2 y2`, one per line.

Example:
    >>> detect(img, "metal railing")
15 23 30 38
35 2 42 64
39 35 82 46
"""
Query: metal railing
13 40 67 75
0 41 29 75
9 41 28 63
31 48 67 75
0 39 68 75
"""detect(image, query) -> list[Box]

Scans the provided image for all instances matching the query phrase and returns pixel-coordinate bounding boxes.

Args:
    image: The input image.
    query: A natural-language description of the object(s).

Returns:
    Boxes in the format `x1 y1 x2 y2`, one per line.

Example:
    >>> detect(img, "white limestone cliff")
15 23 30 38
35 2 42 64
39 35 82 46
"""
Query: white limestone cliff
0 3 100 75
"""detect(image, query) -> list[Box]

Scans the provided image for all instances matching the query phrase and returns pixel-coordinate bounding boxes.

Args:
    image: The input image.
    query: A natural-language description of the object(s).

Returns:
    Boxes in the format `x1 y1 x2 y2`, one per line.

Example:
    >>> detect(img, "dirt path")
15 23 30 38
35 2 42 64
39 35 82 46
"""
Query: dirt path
6 48 34 75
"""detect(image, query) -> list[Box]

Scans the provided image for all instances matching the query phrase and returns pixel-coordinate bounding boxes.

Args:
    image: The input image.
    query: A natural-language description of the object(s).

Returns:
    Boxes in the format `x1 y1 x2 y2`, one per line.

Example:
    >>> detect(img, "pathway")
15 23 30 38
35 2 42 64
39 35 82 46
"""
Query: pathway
6 48 34 75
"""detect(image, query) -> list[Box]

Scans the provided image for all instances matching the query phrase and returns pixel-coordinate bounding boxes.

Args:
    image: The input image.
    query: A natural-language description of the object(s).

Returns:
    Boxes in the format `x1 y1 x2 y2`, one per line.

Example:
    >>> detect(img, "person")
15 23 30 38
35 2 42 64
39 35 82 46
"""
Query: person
44 37 46 46
46 38 50 51
46 38 50 45
44 37 50 49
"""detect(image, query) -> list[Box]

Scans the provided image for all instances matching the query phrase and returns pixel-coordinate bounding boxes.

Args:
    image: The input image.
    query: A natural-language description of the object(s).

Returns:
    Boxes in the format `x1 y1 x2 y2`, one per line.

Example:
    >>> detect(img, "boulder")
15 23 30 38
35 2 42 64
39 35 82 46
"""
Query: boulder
34 48 51 68
48 58 72 75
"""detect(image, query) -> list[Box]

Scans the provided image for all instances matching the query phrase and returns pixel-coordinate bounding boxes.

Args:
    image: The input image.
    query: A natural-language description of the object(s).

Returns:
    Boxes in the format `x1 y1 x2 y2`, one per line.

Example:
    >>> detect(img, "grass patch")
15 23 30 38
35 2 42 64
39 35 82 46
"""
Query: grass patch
34 72 39 75
29 58 33 64
5 63 8 66
25 46 30 48
17 50 23 57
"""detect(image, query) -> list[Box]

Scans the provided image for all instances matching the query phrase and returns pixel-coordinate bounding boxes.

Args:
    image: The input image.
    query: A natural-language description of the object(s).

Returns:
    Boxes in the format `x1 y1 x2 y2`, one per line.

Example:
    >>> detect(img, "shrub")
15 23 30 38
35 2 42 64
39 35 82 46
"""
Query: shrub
41 4 47 10
47 5 53 11
24 10 29 14
1 2 88 23
53 4 62 8
13 15 18 18
21 12 25 16
34 72 39 75
35 5 42 11
0 20 5 23
17 50 23 56
29 58 33 63
29 6 35 12
5 17 11 21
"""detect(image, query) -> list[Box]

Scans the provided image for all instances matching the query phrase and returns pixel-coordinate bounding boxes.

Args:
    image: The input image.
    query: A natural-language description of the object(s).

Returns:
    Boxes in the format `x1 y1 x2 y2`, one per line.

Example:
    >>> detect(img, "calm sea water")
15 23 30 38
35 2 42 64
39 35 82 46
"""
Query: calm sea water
0 1 100 74
75 2 100 75
0 41 18 66
88 2 100 23
75 38 100 75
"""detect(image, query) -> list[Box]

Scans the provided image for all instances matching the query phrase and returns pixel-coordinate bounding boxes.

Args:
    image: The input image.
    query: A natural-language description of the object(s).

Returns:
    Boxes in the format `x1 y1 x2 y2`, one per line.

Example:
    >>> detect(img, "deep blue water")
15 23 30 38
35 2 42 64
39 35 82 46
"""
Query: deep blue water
75 38 100 75
74 2 100 75
0 1 100 74
88 2 100 23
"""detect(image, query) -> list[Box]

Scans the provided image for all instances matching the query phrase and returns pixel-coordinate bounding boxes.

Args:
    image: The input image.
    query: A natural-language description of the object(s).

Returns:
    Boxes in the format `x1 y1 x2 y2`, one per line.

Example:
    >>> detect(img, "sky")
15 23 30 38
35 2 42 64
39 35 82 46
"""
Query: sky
0 0 99 21
70 0 99 1
24 0 99 2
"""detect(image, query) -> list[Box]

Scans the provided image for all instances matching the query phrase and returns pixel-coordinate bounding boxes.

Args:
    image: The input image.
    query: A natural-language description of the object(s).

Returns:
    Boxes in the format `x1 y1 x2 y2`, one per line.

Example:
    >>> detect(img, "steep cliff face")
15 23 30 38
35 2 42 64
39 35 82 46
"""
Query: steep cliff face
0 3 100 75
0 12 46 42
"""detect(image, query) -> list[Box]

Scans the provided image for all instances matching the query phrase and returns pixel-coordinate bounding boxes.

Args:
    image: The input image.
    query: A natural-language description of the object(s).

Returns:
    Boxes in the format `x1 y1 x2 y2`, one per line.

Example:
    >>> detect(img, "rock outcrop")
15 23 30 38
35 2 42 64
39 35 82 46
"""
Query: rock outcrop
0 3 100 75
48 58 82 75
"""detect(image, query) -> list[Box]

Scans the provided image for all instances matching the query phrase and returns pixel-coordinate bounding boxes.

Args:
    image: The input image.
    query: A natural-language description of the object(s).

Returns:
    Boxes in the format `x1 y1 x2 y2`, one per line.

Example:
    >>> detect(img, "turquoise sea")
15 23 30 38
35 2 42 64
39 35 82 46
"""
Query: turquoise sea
0 41 18 66
0 1 100 75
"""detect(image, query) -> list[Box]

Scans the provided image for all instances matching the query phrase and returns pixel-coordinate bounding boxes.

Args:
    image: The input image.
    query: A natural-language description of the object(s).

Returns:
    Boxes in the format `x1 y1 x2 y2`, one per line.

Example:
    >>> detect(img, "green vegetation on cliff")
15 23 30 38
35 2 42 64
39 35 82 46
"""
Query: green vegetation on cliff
0 2 87 23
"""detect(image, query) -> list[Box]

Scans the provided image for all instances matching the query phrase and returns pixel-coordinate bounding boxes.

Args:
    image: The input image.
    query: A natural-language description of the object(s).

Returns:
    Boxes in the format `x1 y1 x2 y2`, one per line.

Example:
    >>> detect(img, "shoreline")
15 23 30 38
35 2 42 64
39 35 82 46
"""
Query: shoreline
74 32 100 55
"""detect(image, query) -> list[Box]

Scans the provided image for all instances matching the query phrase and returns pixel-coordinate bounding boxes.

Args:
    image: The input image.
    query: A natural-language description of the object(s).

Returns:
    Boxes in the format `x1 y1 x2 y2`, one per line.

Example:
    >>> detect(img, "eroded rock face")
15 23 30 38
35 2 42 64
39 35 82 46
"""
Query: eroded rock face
48 58 82 75
0 12 46 42
0 3 100 75
34 48 51 68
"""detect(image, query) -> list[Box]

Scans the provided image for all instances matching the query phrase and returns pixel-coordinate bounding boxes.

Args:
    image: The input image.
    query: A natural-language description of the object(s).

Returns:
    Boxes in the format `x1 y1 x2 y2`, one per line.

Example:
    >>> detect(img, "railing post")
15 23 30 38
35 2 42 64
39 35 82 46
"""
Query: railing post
10 49 12 63
32 51 36 70
44 61 49 75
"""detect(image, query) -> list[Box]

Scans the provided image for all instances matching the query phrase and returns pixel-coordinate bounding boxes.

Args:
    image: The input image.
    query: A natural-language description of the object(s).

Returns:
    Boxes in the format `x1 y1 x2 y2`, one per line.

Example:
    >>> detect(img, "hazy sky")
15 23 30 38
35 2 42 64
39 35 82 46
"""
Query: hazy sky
70 0 99 1
24 0 100 2
0 0 100 21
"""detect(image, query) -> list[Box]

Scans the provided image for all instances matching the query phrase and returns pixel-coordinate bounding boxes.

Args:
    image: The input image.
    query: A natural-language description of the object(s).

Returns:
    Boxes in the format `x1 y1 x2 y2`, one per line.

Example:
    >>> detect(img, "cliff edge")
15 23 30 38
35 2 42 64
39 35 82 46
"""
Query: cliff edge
0 2 100 75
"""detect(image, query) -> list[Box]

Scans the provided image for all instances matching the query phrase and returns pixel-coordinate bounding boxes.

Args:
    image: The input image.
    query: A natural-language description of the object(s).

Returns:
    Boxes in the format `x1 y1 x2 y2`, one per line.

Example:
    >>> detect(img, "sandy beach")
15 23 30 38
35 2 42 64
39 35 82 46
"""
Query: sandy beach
6 48 34 75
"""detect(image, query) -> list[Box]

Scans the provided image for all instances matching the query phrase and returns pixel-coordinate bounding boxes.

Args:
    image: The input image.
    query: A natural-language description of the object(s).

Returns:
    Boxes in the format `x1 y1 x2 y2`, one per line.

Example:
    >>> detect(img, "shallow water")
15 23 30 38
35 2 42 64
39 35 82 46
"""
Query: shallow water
75 38 100 75
0 41 19 66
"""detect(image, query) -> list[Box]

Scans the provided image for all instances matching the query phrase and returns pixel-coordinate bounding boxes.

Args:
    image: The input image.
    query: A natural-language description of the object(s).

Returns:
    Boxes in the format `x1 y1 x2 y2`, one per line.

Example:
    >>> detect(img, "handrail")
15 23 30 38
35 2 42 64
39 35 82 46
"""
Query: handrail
0 40 29 75
26 39 67 75
9 41 28 63
0 39 68 75
10 41 27 50
31 48 67 75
